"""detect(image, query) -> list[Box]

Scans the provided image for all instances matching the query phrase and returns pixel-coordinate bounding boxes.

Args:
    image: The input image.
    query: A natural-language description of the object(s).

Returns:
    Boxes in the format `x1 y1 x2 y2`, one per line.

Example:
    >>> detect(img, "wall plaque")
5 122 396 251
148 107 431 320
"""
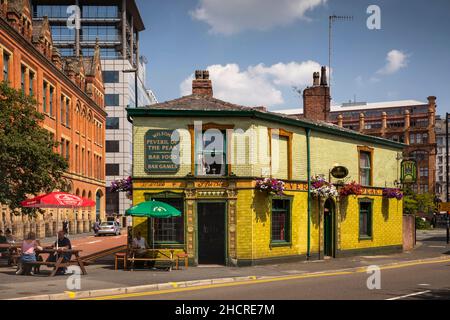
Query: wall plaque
145 130 180 174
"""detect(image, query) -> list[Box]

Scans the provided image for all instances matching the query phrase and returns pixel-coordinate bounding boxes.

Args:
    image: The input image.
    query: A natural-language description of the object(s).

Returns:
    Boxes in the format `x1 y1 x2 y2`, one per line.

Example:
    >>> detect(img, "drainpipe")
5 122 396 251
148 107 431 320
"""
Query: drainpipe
306 128 312 259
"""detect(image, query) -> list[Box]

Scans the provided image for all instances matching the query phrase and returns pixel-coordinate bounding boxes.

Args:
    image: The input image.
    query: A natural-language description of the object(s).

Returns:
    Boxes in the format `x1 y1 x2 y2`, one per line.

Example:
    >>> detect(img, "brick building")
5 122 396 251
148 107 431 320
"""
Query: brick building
280 69 437 195
0 0 107 239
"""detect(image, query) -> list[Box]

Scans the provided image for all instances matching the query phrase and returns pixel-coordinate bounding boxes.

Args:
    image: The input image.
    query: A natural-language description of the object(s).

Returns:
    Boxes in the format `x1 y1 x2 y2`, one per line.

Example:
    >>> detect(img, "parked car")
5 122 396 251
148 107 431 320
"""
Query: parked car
97 221 121 236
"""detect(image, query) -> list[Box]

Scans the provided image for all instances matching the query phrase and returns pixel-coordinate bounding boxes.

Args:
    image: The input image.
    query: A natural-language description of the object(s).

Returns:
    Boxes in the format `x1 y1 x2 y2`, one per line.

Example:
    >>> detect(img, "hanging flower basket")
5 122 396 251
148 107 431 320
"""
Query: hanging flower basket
310 176 338 198
110 176 133 198
382 188 403 200
339 181 362 197
255 178 286 196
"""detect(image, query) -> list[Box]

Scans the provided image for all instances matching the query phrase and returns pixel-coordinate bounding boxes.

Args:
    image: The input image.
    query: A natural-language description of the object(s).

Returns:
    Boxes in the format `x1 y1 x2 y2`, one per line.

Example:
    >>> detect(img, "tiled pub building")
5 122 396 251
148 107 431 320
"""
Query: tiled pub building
0 0 107 239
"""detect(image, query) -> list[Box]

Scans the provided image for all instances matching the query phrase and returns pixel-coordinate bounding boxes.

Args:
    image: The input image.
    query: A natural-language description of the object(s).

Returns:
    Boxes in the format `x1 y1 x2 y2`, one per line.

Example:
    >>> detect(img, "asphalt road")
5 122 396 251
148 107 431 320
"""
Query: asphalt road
103 259 450 300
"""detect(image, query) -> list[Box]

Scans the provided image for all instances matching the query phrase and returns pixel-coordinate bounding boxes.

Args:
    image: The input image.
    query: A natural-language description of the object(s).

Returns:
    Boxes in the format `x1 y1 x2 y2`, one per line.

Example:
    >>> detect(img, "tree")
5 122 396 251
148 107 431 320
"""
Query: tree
402 187 436 216
0 82 68 215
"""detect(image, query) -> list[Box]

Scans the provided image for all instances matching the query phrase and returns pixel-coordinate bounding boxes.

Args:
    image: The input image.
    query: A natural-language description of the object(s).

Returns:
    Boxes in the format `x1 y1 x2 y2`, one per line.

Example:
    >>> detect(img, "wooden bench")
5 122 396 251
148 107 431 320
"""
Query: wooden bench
127 249 175 271
114 252 127 270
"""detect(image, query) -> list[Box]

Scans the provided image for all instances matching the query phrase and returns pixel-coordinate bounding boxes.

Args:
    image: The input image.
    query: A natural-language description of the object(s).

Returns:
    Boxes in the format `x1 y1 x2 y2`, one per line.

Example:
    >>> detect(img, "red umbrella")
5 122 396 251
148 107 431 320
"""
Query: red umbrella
21 192 95 209
21 192 96 249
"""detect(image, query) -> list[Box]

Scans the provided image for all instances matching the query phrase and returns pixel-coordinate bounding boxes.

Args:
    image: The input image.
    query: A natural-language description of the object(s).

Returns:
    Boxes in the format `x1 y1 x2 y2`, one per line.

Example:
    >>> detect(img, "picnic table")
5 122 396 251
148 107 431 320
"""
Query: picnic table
31 248 87 277
127 248 175 271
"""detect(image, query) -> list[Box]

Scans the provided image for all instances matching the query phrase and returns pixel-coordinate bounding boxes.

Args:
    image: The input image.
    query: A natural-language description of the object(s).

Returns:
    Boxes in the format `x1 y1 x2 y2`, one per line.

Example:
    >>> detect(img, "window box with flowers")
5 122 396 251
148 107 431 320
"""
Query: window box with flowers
110 176 132 199
382 188 403 200
339 181 363 198
310 175 338 199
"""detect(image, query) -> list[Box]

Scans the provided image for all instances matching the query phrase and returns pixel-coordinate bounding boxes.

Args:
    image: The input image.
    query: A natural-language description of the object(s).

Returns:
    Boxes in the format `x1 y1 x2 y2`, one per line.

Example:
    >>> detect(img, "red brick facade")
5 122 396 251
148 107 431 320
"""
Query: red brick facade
0 0 107 238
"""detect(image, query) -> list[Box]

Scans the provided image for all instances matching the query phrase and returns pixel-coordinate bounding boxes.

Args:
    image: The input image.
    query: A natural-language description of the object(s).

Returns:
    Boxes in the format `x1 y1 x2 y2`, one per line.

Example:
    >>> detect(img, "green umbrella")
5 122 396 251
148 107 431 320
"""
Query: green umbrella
125 201 181 218
125 201 181 250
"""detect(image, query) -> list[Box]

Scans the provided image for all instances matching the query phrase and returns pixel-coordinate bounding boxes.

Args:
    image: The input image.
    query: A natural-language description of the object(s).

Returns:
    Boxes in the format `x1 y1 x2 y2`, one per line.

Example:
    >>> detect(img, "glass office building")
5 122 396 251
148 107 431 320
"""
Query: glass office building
32 0 158 220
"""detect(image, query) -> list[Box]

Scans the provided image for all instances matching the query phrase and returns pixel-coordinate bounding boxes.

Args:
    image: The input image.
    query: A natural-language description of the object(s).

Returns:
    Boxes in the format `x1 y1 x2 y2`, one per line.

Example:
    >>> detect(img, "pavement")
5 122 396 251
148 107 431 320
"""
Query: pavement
0 228 449 300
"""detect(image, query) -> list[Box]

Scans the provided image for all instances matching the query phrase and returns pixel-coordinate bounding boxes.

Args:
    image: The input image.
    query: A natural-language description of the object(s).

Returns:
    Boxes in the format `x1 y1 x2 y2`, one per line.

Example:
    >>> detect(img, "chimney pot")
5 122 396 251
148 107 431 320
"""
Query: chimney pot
313 72 320 86
192 70 213 97
320 66 328 86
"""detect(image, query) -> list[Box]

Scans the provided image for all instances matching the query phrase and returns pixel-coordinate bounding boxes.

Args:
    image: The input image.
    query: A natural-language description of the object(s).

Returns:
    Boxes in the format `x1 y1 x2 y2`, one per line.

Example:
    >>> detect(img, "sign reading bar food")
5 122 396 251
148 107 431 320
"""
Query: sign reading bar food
145 130 180 173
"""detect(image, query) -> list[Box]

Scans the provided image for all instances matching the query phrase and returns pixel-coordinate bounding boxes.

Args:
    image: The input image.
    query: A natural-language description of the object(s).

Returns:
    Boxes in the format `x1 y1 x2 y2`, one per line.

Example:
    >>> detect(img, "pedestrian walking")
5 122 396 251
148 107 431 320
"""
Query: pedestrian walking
93 220 100 236
62 218 69 235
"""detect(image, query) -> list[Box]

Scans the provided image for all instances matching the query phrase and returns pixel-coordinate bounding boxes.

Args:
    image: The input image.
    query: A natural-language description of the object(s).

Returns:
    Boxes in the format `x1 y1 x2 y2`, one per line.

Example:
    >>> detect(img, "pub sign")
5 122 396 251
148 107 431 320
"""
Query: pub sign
401 160 417 184
145 130 180 174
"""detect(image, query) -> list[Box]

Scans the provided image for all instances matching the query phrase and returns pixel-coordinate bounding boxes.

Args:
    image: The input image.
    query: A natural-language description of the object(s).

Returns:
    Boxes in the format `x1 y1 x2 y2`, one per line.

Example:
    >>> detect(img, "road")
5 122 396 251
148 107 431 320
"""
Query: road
95 258 450 300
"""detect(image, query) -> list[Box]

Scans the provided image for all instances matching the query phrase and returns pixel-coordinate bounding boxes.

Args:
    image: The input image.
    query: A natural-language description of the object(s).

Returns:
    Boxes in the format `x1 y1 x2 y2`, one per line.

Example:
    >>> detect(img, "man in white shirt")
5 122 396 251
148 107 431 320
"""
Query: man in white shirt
132 231 149 257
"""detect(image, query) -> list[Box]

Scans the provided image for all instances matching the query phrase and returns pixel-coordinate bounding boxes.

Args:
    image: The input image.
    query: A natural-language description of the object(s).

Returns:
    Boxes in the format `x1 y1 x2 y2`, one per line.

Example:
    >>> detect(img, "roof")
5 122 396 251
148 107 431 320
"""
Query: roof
128 94 405 150
276 99 427 116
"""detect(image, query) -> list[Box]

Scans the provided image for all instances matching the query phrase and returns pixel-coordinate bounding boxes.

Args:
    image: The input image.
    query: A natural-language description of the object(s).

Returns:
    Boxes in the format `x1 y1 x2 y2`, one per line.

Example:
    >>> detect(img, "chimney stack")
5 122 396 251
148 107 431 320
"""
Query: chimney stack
302 66 331 122
192 70 213 97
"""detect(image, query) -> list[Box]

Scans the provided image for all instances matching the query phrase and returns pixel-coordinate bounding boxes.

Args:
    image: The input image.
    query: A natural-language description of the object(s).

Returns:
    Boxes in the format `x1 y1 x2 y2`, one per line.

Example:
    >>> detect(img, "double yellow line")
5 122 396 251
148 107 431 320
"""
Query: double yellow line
82 257 450 300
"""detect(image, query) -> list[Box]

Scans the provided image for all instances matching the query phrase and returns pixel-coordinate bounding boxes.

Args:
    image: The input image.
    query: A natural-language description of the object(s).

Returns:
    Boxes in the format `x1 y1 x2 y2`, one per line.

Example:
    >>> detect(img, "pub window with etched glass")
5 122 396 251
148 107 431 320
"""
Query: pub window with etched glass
195 130 227 176
359 201 372 239
359 151 372 186
145 195 184 244
271 199 291 243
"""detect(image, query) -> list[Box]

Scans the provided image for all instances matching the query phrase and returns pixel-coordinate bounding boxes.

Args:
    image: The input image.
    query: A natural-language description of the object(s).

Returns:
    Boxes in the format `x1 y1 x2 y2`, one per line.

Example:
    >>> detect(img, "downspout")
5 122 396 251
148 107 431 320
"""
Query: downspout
306 128 312 259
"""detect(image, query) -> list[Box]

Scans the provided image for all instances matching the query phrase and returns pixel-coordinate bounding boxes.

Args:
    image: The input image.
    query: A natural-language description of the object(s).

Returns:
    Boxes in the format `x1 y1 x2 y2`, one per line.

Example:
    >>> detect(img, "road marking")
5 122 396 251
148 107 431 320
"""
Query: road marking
418 283 430 286
81 258 450 301
386 290 431 300
86 240 102 244
429 246 446 248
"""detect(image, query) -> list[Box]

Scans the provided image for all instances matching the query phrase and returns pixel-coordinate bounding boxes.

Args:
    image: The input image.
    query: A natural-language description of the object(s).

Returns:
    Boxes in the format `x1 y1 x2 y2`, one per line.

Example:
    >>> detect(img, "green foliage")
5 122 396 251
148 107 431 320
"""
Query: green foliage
0 82 68 215
415 216 432 230
403 189 437 216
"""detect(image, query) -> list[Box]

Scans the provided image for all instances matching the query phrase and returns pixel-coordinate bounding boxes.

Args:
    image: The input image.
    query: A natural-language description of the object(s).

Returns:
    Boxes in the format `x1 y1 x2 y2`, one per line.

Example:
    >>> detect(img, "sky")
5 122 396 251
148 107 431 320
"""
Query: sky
137 0 450 115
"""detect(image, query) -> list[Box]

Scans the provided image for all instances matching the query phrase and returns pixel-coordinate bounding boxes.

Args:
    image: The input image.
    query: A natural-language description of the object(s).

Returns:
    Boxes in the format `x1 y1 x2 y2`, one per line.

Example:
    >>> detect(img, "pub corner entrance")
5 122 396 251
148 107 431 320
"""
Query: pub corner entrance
197 202 226 265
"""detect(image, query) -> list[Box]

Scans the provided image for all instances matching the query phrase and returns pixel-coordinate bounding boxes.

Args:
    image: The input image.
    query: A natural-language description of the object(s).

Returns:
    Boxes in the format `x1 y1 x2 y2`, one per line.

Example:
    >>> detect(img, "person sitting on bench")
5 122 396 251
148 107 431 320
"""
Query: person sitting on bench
47 231 72 275
16 232 42 275
132 232 151 268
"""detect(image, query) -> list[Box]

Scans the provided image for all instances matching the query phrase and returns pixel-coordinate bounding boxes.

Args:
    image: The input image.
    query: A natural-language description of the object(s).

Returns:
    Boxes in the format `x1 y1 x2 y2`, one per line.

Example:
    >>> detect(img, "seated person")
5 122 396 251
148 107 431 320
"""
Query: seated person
16 232 42 275
132 232 149 257
47 231 72 275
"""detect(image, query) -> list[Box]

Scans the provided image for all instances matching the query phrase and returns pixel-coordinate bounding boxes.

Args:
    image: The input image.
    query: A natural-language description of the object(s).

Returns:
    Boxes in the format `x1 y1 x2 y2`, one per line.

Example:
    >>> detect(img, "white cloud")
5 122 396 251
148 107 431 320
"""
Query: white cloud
377 50 409 75
180 61 322 107
191 0 327 35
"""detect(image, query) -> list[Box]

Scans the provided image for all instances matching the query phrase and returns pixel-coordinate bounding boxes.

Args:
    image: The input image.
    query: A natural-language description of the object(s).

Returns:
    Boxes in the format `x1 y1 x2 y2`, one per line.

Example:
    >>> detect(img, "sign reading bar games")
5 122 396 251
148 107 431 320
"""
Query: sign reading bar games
145 130 180 174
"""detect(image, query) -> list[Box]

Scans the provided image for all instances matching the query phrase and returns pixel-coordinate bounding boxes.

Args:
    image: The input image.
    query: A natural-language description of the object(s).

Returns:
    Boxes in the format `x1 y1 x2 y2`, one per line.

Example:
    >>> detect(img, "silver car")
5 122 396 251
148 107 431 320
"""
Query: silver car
97 221 121 236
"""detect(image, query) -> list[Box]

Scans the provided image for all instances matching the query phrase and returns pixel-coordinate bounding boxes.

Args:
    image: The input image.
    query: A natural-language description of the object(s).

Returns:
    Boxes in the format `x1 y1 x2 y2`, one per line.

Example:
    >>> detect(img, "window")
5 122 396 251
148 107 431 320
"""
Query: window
65 140 70 161
359 201 372 239
60 95 65 124
2 51 10 82
60 138 65 157
66 99 70 127
105 94 119 106
195 130 227 176
49 86 54 117
21 65 26 93
43 82 48 113
29 71 35 96
419 167 429 178
106 188 119 215
147 195 184 244
106 164 120 176
103 71 119 83
359 150 372 186
106 140 120 153
106 117 119 129
271 199 291 243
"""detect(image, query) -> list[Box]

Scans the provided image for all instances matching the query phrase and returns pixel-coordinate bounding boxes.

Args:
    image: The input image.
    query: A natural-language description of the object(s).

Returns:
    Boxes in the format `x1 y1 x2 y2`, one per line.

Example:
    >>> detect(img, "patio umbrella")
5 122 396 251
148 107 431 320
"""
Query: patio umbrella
21 192 96 249
125 201 181 249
